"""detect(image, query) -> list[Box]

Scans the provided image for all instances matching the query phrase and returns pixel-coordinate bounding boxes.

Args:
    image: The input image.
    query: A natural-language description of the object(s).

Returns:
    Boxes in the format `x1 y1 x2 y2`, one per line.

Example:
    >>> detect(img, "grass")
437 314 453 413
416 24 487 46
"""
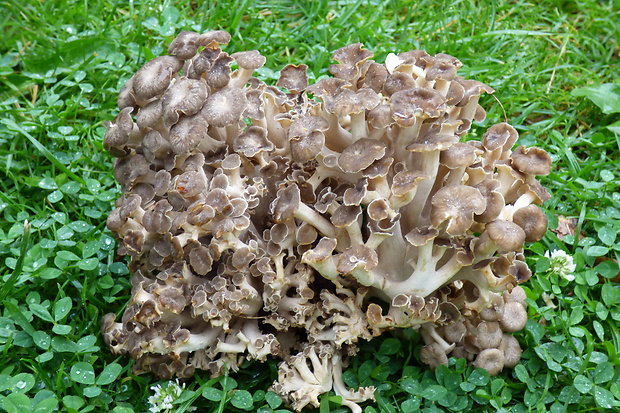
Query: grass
1 0 619 412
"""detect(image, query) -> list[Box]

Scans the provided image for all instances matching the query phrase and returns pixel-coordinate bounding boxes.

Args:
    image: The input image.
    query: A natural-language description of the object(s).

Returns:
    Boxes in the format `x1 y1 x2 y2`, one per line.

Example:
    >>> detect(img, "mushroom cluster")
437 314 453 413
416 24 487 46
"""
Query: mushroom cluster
101 30 551 412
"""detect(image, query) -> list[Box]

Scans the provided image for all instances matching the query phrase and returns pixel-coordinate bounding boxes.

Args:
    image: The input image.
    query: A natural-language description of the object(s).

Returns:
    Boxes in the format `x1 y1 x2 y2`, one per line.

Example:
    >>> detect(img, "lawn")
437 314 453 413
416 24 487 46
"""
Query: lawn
1 0 619 412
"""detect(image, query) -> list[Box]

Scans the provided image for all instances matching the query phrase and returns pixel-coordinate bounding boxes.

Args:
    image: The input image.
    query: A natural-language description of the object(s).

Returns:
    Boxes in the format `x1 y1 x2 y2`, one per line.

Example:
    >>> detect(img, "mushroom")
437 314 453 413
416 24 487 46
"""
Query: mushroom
102 31 551 413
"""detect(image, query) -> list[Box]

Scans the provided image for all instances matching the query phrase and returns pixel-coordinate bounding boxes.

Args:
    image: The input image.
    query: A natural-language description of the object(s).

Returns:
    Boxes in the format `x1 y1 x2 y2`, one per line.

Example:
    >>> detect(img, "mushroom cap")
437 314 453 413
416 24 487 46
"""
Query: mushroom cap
162 77 208 127
338 138 386 173
425 60 458 82
336 245 379 276
391 170 427 197
288 116 329 163
431 185 486 235
277 64 309 93
445 81 465 106
233 125 274 157
343 179 368 206
483 123 518 152
306 78 348 113
206 52 234 89
512 204 548 242
132 56 183 101
332 87 380 117
201 87 247 127
231 50 266 70
199 30 232 48
442 321 467 344
498 334 522 368
420 342 449 370
271 185 300 222
136 99 163 130
330 205 362 228
499 301 528 332
474 180 505 223
303 237 338 264
485 220 527 252
367 103 393 129
474 348 504 376
143 199 173 234
404 226 439 247
390 87 446 126
476 321 503 349
329 43 374 80
169 113 209 154
357 61 387 93
104 107 135 153
383 72 416 96
440 142 480 169
406 131 459 152
168 31 202 60
510 145 552 176
455 78 495 107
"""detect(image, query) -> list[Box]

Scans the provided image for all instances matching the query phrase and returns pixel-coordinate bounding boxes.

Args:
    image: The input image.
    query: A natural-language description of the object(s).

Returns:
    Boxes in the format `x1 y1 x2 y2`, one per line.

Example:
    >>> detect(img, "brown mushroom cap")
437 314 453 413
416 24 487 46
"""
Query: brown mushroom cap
201 88 247 127
510 145 552 176
406 131 459 152
231 50 266 71
499 301 528 332
483 220 527 252
206 52 234 89
404 226 439 247
420 342 449 370
512 204 548 242
431 185 486 235
162 78 208 127
132 56 183 101
336 245 378 277
277 64 309 93
474 348 504 376
199 30 232 48
474 180 505 223
440 142 480 169
383 72 416 96
136 100 163 130
168 31 202 60
169 113 209 154
329 43 374 81
391 170 427 197
357 61 388 93
390 88 446 126
233 126 274 158
338 138 386 173
456 78 495 107
288 116 329 163
476 321 503 349
482 123 518 152
104 107 135 154
498 334 522 368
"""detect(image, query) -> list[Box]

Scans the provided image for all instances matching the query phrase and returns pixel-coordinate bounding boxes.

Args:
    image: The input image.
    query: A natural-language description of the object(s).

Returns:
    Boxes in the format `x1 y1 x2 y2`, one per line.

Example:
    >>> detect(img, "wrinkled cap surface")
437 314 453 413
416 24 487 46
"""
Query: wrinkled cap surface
431 185 486 235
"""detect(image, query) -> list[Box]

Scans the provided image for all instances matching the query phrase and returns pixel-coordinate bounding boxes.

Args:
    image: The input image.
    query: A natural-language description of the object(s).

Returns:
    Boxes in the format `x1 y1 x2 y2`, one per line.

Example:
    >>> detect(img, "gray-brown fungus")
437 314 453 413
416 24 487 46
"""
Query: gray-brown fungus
102 30 551 413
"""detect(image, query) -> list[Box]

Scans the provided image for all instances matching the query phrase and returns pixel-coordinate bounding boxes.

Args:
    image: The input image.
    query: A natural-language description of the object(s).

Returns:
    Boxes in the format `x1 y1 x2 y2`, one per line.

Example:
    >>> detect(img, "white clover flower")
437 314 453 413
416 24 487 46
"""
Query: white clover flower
147 379 188 413
544 249 576 281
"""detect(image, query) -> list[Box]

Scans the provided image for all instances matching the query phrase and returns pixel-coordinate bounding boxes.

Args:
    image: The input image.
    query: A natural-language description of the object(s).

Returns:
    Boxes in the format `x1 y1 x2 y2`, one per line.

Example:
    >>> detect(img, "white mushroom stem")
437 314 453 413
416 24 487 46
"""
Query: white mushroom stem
349 112 367 141
378 243 464 299
394 119 423 161
294 202 337 239
420 323 455 353
401 150 441 230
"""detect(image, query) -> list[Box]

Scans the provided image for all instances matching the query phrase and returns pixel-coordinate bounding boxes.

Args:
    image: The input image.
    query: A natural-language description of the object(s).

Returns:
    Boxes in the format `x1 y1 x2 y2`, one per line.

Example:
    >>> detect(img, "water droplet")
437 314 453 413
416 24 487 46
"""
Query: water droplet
75 370 81 375
15 381 26 389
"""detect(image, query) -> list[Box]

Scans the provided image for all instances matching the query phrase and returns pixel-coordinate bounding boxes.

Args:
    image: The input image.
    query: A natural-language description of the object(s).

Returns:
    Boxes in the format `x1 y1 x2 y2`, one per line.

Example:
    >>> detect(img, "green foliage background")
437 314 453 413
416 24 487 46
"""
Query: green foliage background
0 0 619 412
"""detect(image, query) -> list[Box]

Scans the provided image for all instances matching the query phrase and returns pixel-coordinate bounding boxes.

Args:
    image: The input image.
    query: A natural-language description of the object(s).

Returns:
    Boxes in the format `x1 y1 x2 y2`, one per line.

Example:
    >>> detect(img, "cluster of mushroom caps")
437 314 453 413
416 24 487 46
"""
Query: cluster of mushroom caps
101 30 551 413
